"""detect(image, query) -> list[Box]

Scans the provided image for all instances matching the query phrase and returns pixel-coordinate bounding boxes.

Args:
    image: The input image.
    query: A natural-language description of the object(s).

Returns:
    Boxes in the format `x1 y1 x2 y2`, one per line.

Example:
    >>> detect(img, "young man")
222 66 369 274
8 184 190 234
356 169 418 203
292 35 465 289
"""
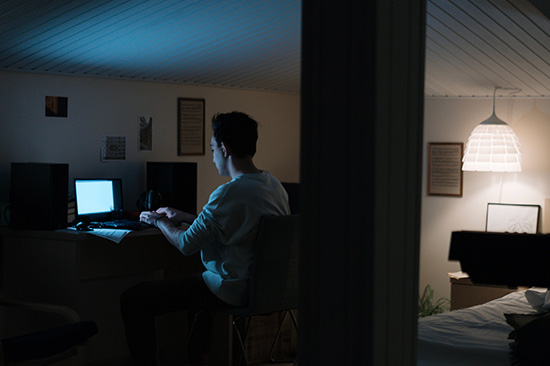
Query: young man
121 111 290 366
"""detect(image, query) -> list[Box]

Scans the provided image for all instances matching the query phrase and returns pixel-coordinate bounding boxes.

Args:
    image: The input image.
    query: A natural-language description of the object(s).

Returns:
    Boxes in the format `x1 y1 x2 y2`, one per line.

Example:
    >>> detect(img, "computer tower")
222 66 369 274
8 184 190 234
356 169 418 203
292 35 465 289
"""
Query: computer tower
146 162 197 215
10 162 69 230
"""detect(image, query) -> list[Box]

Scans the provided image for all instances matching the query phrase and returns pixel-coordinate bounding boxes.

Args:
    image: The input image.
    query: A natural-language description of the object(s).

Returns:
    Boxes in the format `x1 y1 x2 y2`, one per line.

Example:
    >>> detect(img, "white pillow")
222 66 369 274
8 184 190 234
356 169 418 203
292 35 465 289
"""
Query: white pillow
543 290 550 310
525 288 548 309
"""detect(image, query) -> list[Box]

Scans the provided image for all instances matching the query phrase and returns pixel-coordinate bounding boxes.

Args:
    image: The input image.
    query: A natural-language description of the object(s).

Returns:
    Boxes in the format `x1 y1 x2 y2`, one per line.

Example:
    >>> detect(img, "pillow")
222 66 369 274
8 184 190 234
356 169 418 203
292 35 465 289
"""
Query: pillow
543 290 550 311
505 311 550 366
524 288 548 310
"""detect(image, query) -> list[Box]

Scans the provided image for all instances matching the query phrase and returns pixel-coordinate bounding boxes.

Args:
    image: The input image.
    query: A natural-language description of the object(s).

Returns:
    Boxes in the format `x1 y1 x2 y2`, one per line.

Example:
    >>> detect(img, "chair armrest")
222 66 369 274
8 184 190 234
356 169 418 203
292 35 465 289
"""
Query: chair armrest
0 299 81 323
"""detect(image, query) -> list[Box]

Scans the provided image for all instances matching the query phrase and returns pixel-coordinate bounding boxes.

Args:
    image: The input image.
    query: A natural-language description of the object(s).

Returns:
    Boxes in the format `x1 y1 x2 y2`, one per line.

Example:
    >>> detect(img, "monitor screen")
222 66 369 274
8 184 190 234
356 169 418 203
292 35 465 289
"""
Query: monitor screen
74 179 123 221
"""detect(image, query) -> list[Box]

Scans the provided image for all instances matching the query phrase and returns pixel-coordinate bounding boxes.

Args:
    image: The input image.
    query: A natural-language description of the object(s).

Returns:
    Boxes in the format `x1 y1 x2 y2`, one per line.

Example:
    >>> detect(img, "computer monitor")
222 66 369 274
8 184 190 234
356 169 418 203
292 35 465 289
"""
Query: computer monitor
74 178 123 222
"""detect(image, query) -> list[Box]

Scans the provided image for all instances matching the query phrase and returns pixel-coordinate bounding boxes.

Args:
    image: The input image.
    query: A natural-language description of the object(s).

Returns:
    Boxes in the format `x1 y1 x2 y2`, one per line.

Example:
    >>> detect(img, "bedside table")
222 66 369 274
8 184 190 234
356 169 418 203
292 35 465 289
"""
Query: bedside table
450 277 520 310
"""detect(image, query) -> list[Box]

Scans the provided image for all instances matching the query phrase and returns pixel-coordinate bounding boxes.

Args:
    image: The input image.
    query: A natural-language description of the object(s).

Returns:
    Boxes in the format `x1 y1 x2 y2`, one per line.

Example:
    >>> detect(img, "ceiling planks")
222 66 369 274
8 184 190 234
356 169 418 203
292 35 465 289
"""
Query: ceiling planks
0 0 549 97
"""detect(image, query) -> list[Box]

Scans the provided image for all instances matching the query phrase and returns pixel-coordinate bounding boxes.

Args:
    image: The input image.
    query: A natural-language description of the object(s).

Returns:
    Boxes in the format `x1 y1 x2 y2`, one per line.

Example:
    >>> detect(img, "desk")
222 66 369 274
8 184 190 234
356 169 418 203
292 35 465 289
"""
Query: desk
0 228 232 365
450 277 520 310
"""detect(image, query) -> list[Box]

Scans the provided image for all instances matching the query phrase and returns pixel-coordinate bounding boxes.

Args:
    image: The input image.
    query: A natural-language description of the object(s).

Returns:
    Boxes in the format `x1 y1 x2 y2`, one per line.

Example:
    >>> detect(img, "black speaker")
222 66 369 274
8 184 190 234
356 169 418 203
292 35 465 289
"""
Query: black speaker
146 162 197 215
10 163 69 230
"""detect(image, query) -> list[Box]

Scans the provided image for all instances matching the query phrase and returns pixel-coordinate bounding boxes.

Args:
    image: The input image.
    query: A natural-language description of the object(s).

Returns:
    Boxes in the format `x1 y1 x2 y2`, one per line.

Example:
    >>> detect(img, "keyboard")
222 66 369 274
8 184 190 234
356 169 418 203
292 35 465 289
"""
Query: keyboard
95 219 145 230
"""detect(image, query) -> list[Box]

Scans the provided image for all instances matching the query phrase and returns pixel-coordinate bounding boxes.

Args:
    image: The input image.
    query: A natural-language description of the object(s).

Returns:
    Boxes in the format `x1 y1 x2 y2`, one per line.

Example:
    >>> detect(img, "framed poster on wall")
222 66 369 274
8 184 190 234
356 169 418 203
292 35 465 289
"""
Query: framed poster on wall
177 98 205 156
486 203 540 234
428 142 463 197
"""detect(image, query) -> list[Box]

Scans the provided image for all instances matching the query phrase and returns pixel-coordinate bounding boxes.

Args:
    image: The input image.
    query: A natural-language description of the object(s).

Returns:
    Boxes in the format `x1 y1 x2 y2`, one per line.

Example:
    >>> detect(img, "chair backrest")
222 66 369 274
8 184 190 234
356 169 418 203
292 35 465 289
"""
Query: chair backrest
238 214 300 317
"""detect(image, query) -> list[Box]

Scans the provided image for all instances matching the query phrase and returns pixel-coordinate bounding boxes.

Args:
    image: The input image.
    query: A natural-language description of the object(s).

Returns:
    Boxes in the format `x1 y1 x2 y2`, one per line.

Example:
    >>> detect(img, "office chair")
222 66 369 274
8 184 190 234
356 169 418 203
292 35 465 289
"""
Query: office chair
0 298 98 366
187 214 300 366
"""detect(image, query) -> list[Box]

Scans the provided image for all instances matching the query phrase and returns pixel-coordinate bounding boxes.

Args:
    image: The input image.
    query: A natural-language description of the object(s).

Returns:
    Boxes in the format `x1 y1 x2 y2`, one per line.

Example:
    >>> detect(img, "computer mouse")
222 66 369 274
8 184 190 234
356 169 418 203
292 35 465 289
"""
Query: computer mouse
75 221 92 231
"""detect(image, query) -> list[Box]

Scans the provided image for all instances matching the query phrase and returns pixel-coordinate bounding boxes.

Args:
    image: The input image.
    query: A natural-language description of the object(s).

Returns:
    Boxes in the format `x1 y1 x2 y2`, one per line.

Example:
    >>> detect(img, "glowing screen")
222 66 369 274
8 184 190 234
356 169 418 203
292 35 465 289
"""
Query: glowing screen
75 180 115 215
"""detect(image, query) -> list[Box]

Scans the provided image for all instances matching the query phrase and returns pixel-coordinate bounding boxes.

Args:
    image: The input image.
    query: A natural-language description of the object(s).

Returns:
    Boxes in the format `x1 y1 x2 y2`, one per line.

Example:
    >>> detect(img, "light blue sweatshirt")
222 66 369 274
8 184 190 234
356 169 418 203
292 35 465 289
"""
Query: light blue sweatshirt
177 171 290 306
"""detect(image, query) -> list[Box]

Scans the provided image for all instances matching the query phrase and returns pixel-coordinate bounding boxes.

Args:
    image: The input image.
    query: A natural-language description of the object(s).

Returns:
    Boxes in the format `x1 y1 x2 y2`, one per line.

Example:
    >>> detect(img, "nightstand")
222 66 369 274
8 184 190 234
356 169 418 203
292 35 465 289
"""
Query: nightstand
450 277 520 310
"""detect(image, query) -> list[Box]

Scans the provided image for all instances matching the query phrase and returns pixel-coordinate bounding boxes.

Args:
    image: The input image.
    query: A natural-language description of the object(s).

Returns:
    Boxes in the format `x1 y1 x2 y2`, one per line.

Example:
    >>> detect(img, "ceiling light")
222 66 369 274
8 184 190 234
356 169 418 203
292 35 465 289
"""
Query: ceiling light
462 87 521 172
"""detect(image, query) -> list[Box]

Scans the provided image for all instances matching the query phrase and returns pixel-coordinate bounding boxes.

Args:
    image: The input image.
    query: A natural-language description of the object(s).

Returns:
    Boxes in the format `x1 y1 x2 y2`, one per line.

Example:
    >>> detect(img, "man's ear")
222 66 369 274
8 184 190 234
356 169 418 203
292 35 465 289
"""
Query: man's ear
221 142 231 157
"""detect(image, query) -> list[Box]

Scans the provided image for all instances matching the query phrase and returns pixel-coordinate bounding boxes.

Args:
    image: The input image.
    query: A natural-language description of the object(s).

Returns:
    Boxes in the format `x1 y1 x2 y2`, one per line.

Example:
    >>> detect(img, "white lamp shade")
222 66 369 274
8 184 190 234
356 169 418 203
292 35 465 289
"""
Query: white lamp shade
462 114 521 172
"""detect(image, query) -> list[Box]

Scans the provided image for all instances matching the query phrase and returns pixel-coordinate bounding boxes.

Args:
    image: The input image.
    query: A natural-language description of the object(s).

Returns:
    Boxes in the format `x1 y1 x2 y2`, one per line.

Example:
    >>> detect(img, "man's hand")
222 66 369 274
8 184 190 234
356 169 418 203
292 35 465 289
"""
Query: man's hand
156 207 197 225
155 207 184 223
139 210 164 226
139 208 188 249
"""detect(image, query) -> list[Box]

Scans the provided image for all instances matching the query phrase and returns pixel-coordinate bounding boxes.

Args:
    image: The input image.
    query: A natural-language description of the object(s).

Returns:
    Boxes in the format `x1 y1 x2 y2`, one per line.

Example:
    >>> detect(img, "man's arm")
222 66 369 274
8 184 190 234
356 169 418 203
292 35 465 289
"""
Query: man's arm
156 207 197 225
139 210 188 248
140 207 211 256
154 216 184 248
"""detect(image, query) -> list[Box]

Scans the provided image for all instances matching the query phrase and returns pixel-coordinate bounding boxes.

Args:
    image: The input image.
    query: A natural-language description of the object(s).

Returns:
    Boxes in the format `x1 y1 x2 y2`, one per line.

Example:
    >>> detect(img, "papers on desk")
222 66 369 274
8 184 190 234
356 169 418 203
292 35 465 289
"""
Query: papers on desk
448 271 469 279
88 229 132 244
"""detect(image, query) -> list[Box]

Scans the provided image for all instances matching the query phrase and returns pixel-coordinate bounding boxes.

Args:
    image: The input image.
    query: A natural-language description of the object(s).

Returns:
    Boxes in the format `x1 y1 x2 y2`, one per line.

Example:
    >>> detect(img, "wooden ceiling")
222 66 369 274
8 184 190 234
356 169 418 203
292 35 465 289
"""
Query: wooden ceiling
1 0 549 97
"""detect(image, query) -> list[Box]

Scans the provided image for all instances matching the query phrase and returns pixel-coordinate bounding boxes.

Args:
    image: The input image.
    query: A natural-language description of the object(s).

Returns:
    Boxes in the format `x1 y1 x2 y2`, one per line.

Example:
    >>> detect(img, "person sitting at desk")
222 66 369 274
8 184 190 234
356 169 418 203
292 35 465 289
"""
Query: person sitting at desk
120 111 290 366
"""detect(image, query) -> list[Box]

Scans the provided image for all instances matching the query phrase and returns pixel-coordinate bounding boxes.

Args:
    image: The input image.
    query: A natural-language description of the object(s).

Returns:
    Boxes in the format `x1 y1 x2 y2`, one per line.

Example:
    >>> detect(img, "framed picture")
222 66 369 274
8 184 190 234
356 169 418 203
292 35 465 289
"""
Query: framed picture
45 96 68 117
428 142 463 197
486 203 541 234
177 98 205 156
101 136 126 161
139 115 153 151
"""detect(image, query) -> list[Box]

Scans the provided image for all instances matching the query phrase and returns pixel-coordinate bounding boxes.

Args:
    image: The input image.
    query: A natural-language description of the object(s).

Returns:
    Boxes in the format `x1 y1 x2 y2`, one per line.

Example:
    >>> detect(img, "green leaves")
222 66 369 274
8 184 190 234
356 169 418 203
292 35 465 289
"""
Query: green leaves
418 284 450 318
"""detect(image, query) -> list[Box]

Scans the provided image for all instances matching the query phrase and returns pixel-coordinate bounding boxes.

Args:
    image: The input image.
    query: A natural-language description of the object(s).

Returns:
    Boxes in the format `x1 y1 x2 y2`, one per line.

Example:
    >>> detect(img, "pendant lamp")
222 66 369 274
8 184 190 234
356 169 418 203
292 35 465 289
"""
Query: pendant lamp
462 88 521 172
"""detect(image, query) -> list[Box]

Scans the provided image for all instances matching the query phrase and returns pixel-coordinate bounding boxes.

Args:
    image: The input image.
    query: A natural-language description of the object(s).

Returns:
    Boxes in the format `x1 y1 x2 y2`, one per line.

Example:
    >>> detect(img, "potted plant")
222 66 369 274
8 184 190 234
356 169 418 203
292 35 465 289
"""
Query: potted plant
418 284 450 318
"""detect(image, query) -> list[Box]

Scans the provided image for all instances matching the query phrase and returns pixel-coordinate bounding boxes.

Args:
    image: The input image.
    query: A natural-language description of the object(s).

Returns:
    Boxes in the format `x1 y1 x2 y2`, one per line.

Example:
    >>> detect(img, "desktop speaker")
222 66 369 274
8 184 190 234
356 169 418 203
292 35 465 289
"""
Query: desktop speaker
10 163 69 230
146 162 197 215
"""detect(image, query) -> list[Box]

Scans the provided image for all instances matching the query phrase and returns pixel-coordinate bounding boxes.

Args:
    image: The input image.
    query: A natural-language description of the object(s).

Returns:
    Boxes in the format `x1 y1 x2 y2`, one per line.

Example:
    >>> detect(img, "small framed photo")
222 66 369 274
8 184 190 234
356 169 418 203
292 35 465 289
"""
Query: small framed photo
45 96 68 117
486 203 541 234
428 142 464 197
139 116 153 151
177 98 205 156
101 136 126 161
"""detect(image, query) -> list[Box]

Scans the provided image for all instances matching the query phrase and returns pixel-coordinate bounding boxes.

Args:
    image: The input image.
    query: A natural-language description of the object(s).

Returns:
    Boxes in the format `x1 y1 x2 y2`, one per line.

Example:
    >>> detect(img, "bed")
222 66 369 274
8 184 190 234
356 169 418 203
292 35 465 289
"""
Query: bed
417 288 550 365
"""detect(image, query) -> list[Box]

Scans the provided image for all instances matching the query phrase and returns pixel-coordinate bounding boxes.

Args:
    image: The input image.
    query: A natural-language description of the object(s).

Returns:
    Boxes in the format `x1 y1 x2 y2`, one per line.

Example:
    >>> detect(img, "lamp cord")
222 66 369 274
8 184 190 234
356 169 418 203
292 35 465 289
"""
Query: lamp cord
498 173 504 203
493 86 521 117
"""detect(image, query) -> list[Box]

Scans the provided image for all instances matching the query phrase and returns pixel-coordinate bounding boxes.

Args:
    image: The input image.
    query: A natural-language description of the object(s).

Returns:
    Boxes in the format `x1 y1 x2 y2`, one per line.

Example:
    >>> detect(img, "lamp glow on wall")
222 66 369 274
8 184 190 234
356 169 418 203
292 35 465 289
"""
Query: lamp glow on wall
462 87 522 172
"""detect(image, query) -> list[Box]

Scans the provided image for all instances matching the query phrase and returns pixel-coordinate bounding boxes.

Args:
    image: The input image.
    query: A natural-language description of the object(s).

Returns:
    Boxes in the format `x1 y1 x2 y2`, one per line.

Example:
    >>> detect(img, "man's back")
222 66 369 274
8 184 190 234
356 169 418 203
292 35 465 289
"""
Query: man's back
186 170 290 306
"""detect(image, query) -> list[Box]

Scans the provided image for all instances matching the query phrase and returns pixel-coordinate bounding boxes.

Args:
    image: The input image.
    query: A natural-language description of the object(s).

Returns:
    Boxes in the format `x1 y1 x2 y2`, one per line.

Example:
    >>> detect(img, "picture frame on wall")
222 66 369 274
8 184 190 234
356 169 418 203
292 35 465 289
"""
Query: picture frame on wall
45 96 68 117
486 203 541 234
428 142 464 197
177 98 205 156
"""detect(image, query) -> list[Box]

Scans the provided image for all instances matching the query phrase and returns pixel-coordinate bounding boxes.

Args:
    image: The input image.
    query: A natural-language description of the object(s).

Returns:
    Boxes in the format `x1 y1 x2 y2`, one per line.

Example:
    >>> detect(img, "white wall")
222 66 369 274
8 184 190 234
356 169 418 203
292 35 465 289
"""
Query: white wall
0 71 300 221
421 97 550 302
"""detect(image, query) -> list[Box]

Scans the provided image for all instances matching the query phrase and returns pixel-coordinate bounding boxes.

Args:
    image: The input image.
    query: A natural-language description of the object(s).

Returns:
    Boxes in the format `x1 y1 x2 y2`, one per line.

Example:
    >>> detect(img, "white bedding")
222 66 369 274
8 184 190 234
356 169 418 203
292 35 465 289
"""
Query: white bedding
417 289 548 366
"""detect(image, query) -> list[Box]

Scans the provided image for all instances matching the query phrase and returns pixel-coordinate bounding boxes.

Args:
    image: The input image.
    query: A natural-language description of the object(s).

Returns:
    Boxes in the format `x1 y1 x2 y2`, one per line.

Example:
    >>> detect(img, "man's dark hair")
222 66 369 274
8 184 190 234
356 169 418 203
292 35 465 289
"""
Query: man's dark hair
211 112 259 158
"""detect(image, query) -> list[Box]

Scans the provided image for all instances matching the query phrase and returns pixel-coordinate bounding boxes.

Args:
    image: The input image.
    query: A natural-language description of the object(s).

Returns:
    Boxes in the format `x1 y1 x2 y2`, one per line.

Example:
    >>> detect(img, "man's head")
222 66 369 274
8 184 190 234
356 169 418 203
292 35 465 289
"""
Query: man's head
211 112 258 158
